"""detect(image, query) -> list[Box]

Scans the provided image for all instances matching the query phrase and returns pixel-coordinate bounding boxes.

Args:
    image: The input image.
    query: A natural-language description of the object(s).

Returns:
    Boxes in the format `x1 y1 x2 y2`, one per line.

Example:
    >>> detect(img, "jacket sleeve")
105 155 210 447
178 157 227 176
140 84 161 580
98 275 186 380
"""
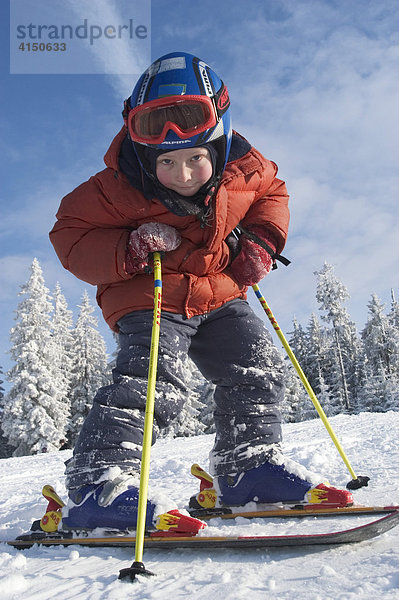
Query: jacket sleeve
241 158 290 253
49 175 132 285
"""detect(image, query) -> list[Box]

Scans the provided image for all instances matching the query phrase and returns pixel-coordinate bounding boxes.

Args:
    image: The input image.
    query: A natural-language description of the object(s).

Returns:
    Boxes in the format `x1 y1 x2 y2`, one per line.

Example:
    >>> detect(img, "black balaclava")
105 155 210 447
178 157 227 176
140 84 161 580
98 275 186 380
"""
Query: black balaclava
140 143 219 220
118 133 251 220
119 137 219 220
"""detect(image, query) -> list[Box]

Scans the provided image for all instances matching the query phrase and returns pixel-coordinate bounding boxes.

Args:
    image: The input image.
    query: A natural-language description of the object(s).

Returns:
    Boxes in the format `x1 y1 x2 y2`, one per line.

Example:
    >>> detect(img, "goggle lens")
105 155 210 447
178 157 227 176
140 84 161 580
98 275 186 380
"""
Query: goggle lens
128 97 216 144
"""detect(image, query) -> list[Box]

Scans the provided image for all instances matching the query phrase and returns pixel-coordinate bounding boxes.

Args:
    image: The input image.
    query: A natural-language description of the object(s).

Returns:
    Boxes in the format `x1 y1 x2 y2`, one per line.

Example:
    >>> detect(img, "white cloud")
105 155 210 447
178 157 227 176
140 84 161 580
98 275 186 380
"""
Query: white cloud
68 0 150 97
219 2 399 331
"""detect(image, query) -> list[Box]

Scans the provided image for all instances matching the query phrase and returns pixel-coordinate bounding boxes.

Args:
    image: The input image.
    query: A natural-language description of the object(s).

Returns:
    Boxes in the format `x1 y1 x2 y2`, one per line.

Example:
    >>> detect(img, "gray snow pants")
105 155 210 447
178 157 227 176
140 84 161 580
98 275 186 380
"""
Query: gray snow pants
65 299 285 489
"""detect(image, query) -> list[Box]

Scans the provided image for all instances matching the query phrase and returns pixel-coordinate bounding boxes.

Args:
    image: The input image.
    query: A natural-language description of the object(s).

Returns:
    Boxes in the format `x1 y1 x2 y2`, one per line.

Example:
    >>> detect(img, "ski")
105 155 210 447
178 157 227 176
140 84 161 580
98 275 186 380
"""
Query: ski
188 503 399 521
5 510 399 550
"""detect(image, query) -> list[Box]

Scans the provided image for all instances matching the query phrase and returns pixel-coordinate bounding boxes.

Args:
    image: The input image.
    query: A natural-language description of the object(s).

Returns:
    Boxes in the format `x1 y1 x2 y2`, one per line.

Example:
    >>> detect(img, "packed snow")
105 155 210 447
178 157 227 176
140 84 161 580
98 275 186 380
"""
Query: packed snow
1 411 399 600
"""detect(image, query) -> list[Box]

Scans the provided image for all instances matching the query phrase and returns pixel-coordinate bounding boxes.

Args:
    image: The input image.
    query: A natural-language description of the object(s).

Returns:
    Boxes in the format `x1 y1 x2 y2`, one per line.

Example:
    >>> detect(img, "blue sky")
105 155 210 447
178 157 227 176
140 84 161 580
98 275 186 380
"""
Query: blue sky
1 0 399 386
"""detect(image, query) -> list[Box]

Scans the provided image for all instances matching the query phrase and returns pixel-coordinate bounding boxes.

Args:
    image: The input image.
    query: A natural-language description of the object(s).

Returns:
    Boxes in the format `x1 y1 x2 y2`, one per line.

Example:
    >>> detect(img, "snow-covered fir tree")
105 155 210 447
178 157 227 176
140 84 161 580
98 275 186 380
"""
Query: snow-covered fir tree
387 290 399 378
362 295 392 377
286 314 337 420
280 362 310 423
67 290 111 445
284 318 316 422
0 367 4 403
315 263 364 413
288 318 309 373
2 259 70 455
0 366 12 458
304 313 335 417
389 290 399 327
361 293 399 412
160 357 210 438
197 377 216 434
51 283 74 444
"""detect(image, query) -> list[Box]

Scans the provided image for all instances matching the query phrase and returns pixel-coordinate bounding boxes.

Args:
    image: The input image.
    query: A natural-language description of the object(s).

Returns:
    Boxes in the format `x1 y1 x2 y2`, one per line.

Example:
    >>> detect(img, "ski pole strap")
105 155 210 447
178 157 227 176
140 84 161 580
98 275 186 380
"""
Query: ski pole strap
233 225 291 269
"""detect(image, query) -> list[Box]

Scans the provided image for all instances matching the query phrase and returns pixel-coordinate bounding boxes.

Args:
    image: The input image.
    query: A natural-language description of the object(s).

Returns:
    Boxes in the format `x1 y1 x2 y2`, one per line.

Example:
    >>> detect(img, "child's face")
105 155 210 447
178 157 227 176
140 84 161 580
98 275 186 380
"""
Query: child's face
156 147 213 196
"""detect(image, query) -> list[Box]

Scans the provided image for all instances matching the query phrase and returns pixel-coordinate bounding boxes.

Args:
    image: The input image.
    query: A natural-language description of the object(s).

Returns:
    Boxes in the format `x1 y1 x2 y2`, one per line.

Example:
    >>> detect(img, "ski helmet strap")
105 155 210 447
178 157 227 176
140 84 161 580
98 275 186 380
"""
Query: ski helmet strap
233 225 291 269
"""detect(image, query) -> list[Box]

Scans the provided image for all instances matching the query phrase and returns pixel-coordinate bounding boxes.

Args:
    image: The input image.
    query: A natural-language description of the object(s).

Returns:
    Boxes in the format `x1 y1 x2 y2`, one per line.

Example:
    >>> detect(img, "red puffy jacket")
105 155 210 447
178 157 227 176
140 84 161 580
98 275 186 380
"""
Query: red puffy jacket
49 128 289 330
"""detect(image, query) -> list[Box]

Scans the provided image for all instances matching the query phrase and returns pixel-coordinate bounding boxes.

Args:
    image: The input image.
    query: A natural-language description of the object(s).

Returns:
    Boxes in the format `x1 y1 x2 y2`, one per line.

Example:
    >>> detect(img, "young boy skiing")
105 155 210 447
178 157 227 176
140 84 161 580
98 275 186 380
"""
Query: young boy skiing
50 52 353 531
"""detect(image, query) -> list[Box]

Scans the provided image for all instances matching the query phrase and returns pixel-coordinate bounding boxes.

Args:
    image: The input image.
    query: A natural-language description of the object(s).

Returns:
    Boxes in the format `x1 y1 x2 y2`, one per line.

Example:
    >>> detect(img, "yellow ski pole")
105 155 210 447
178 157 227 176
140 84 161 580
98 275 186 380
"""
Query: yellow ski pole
119 252 162 581
252 283 370 490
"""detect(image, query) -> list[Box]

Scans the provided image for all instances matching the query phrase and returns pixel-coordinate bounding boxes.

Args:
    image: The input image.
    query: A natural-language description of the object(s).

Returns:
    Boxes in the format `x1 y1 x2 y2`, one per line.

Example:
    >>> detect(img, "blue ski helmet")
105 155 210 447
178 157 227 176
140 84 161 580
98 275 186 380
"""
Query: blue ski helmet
124 52 232 184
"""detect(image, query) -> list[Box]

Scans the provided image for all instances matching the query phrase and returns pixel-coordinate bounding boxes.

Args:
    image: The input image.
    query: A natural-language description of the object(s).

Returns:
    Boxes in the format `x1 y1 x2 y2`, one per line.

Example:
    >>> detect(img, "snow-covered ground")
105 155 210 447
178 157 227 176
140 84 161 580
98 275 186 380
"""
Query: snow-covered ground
1 412 399 599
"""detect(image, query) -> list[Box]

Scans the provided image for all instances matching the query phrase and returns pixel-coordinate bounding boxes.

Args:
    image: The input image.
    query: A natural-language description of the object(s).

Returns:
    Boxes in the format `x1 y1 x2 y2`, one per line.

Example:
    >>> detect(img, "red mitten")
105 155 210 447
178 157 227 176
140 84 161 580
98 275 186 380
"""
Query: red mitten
125 222 181 274
229 226 276 287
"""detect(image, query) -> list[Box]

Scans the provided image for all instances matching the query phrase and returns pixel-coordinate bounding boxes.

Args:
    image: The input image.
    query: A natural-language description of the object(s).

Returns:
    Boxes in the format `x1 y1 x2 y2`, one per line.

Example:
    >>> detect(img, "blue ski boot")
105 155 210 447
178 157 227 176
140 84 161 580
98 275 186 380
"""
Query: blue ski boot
62 472 206 534
189 459 353 510
62 473 155 530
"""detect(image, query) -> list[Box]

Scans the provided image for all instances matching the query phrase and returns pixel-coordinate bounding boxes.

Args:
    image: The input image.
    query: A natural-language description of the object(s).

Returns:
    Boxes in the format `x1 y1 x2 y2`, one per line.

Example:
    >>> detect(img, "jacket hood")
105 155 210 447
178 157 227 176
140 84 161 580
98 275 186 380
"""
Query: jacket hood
103 127 253 221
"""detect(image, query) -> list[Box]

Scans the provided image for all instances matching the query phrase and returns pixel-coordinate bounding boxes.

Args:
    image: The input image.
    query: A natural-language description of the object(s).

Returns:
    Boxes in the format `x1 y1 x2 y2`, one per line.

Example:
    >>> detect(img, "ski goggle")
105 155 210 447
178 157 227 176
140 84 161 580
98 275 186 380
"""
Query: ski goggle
127 95 217 145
